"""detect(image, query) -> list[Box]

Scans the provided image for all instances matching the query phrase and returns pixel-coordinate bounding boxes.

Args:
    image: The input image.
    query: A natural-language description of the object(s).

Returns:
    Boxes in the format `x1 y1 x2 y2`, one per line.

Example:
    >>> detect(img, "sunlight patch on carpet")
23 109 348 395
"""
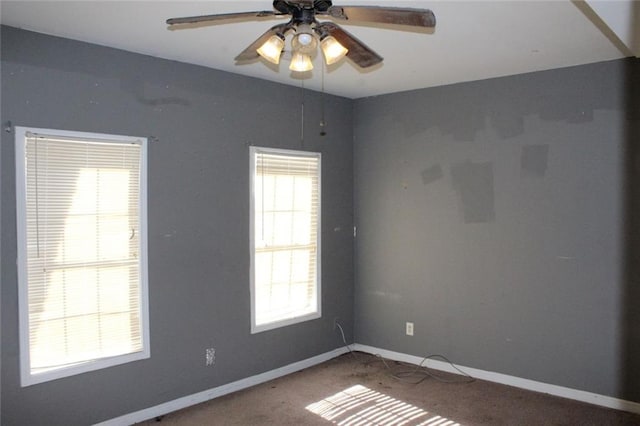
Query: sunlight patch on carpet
305 384 461 425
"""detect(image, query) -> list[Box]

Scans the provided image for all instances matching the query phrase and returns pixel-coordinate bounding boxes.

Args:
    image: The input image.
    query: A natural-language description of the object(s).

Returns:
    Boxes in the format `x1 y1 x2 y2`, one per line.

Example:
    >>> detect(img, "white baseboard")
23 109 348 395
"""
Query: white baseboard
94 347 349 426
97 343 640 425
352 343 640 415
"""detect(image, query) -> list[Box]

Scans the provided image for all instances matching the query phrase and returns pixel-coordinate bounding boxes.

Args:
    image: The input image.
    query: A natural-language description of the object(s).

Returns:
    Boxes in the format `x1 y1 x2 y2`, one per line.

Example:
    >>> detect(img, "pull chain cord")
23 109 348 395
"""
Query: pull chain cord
320 62 327 136
300 79 305 148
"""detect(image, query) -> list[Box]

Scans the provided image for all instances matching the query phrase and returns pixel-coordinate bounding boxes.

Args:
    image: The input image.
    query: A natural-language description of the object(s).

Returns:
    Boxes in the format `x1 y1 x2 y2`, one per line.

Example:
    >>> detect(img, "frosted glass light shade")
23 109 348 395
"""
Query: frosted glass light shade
298 33 314 46
289 52 314 72
320 36 348 65
257 35 285 64
292 32 318 54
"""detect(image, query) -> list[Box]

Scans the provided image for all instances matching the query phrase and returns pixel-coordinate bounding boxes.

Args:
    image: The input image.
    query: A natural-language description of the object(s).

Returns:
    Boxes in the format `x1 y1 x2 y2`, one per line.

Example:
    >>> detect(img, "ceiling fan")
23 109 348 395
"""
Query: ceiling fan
166 0 436 72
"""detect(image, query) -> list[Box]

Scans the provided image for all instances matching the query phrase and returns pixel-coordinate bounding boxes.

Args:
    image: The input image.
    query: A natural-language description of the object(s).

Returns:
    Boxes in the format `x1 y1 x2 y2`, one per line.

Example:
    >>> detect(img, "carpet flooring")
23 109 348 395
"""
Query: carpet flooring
138 352 640 425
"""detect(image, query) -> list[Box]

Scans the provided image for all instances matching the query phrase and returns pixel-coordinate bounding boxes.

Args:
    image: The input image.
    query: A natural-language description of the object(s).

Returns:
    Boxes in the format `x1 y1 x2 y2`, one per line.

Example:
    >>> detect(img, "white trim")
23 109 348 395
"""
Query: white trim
15 127 30 386
138 131 151 365
352 344 640 415
94 347 349 426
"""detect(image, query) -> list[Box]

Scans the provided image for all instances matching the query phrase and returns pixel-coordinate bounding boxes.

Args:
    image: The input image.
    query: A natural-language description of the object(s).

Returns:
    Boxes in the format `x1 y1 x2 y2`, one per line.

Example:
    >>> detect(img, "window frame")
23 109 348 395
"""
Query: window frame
249 146 322 334
15 126 150 386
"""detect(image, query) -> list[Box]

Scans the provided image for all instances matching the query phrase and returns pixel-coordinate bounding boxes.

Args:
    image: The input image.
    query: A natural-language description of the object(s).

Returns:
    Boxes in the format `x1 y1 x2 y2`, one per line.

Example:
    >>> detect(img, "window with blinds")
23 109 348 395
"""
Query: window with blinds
15 127 149 386
250 147 321 333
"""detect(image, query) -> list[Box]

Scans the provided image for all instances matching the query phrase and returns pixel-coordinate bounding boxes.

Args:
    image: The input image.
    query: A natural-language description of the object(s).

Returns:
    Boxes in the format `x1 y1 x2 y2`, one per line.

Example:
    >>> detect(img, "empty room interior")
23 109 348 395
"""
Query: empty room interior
1 1 640 425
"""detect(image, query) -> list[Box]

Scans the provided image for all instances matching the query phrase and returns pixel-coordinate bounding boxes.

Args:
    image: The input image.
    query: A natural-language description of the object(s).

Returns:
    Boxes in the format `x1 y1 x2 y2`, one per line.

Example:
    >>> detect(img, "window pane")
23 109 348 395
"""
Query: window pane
16 127 149 385
251 148 321 332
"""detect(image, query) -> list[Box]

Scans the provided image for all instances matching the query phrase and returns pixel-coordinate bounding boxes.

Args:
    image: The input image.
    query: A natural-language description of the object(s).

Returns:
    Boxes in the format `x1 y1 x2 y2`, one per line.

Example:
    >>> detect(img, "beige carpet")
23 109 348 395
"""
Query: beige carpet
137 352 640 425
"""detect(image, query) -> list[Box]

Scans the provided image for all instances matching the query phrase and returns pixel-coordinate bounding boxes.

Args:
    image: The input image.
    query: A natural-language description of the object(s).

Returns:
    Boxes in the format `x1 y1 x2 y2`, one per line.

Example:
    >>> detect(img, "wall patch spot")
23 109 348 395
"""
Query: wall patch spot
521 144 549 177
451 161 495 223
421 164 444 185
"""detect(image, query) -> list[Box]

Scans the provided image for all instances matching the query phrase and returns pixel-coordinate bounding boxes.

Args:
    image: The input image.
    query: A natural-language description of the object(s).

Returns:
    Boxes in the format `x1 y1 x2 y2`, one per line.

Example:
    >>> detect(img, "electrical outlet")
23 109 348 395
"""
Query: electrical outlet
406 322 414 336
205 347 215 366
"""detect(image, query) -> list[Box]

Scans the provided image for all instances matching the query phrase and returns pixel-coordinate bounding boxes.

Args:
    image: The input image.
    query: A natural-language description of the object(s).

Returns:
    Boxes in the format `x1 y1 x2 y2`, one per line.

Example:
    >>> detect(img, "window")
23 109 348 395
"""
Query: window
250 147 321 333
15 126 149 386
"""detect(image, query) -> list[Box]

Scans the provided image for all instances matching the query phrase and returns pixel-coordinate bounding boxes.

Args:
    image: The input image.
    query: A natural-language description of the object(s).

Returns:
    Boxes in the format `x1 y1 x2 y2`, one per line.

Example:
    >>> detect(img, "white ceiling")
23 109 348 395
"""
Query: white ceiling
0 1 635 99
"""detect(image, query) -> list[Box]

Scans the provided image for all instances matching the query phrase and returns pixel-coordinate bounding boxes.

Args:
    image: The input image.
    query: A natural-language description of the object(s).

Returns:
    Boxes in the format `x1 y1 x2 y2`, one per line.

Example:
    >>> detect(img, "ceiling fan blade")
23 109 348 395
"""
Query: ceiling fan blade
327 6 436 28
166 11 281 26
316 22 382 68
235 23 292 62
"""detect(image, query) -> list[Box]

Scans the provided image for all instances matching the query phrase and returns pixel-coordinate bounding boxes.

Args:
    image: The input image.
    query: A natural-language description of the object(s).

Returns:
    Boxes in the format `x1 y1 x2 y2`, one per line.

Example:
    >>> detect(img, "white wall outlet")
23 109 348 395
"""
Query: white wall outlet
406 322 414 336
205 347 215 366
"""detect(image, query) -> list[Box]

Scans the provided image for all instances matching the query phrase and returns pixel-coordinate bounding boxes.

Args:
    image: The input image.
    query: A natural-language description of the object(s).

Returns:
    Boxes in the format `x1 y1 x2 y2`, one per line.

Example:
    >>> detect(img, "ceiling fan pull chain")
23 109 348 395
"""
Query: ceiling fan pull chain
320 61 327 136
301 78 305 148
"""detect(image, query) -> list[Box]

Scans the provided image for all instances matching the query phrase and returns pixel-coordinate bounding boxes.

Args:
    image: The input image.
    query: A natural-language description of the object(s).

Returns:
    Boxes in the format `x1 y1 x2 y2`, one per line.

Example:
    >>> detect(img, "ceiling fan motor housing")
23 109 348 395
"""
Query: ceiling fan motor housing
273 1 333 21
292 8 317 25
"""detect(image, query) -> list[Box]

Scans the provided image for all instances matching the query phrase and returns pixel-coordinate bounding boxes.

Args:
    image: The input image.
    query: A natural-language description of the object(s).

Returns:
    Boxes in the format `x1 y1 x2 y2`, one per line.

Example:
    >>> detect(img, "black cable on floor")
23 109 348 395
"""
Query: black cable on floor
375 354 475 384
333 321 473 384
335 321 358 359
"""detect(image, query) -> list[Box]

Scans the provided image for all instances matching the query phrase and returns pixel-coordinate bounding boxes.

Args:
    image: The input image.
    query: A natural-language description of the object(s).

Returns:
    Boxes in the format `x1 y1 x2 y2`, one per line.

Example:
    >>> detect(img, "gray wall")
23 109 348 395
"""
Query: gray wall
2 23 640 425
0 26 354 425
353 59 640 402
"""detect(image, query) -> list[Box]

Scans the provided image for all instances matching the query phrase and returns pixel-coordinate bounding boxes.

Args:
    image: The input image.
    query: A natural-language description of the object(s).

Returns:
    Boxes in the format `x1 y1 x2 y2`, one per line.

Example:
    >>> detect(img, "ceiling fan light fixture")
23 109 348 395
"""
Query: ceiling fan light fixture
320 35 348 65
289 52 314 72
257 34 285 64
168 3 436 72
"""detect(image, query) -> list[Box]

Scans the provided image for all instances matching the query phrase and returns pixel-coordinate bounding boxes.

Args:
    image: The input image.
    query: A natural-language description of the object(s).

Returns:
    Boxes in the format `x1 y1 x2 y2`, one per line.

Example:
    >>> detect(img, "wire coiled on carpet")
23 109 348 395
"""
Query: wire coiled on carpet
335 320 475 384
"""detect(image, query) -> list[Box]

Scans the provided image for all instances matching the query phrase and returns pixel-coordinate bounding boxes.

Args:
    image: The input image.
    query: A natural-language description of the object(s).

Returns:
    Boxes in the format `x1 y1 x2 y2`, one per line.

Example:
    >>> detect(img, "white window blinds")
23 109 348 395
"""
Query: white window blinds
250 147 321 333
16 127 149 386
